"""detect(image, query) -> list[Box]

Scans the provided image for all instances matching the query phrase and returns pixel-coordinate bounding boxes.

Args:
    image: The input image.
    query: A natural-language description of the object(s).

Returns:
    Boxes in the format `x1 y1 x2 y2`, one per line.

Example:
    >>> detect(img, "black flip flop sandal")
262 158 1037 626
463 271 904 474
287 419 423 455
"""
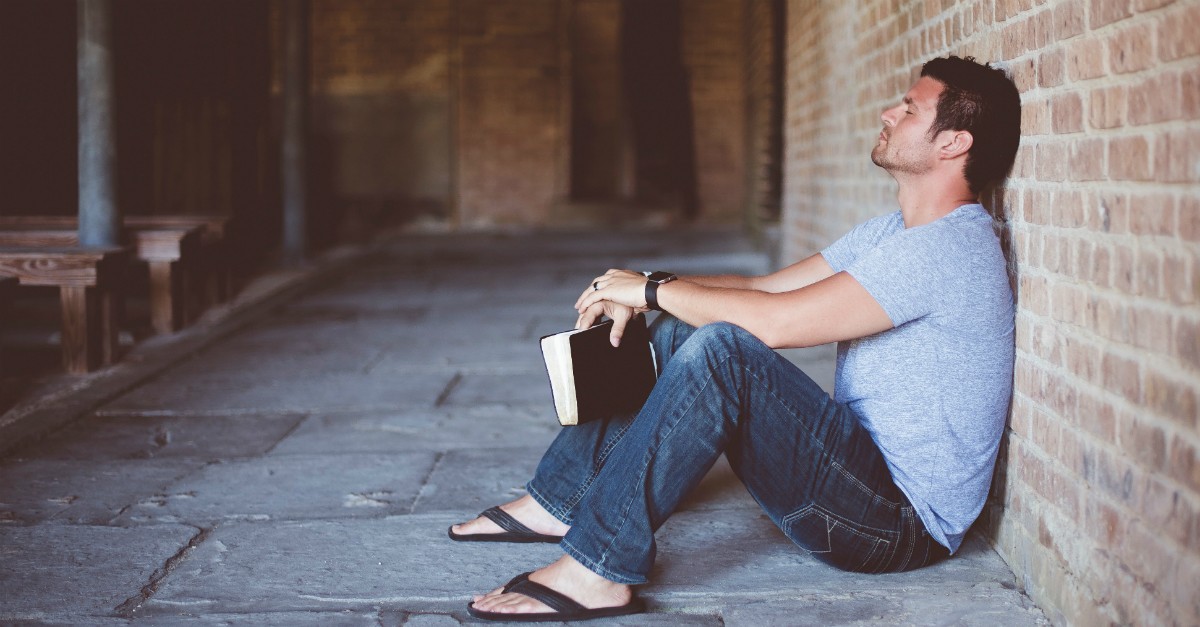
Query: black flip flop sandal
467 572 645 622
447 506 564 544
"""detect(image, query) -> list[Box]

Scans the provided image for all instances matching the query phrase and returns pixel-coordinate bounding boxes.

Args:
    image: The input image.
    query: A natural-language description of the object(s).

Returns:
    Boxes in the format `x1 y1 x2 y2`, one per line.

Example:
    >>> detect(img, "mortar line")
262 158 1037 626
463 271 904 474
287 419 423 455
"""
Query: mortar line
433 373 463 407
113 524 215 618
409 450 446 515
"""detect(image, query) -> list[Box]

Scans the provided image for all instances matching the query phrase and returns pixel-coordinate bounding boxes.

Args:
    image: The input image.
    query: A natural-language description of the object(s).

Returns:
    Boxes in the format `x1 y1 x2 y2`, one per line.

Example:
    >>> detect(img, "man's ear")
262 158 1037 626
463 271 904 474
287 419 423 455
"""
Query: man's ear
938 130 973 160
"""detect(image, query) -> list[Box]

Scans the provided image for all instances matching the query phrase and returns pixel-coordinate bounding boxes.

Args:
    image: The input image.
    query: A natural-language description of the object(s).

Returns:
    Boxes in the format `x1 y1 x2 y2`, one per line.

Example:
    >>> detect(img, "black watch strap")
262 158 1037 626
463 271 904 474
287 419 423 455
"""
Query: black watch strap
644 271 677 311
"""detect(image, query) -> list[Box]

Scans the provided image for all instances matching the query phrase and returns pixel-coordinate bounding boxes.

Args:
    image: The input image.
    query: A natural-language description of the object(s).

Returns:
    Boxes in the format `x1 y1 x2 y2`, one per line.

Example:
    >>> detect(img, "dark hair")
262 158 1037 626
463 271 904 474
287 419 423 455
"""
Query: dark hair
920 56 1022 194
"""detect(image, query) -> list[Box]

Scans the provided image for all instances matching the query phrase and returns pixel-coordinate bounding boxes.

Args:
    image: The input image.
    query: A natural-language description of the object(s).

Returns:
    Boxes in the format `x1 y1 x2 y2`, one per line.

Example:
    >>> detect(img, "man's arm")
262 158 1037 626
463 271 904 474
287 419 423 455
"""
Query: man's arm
685 253 836 293
577 268 893 349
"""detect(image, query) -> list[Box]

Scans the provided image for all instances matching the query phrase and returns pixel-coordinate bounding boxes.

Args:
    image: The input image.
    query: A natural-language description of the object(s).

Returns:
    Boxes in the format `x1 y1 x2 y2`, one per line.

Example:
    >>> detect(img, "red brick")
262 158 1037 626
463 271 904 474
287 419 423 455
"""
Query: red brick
1160 3 1200 61
1154 128 1200 184
1052 92 1083 133
1089 85 1127 129
1122 520 1178 599
1108 135 1152 181
1144 365 1198 427
1129 193 1176 236
1077 390 1117 442
1129 73 1182 126
1136 248 1164 299
1054 1 1086 39
1069 137 1106 181
1099 191 1131 233
1039 48 1065 88
1167 434 1200 496
1102 351 1142 403
1182 195 1200 242
1111 243 1137 297
1089 442 1139 503
1091 242 1112 287
1084 495 1125 549
1036 140 1068 182
1109 22 1156 74
1162 250 1196 306
1140 477 1198 550
1091 0 1133 29
1184 66 1200 120
1118 410 1168 470
1131 305 1173 353
1176 315 1200 371
1067 37 1107 81
1022 98 1051 136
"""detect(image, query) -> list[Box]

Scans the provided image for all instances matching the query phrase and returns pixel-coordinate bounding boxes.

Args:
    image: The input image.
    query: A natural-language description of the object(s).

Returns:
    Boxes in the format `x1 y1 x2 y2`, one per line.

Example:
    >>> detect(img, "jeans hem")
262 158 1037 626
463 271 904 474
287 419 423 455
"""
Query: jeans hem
525 481 573 526
560 539 648 585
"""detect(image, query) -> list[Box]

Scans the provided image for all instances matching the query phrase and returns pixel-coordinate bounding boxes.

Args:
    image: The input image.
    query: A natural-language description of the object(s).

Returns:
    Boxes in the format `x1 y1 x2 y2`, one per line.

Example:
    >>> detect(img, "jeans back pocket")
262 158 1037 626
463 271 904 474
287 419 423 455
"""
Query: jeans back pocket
782 503 895 573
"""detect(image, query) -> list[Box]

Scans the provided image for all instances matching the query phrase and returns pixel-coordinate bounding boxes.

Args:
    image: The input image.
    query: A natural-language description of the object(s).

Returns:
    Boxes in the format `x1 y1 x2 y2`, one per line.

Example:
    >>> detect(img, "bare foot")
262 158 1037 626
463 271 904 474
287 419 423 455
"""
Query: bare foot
470 554 632 616
450 494 570 538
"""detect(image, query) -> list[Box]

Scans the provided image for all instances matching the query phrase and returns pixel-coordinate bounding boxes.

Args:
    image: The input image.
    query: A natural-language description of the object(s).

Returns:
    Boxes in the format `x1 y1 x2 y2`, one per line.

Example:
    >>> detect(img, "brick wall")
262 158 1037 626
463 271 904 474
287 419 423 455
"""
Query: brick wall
455 0 570 226
682 0 749 221
310 0 454 227
782 1 1200 624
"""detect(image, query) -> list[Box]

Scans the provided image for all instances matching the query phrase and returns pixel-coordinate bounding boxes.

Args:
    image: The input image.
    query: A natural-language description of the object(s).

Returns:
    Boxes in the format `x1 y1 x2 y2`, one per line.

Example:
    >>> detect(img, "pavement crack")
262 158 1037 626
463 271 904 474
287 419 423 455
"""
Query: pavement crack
434 373 463 407
113 524 215 618
409 451 446 514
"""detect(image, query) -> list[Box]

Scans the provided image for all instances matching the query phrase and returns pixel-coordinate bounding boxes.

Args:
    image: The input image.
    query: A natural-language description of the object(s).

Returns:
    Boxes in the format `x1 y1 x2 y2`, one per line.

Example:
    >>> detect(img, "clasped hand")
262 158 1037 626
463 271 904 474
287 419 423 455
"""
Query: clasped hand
573 269 649 347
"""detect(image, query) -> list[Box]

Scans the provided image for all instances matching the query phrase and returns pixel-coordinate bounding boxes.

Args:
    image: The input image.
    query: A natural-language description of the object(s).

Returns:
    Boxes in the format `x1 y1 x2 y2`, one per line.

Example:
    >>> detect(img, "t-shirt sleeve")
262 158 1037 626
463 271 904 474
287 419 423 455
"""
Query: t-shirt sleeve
842 229 947 327
821 212 901 272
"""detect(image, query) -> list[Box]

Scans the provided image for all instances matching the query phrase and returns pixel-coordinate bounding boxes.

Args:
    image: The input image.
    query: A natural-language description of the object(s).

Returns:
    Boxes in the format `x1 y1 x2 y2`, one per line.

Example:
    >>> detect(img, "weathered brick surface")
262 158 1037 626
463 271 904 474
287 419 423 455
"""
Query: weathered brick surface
304 0 756 227
782 1 1200 625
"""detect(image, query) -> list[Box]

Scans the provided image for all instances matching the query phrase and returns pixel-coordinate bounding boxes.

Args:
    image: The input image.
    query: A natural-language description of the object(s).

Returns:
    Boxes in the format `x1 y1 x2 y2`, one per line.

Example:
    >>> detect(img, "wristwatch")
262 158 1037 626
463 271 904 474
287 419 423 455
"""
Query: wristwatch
643 271 678 311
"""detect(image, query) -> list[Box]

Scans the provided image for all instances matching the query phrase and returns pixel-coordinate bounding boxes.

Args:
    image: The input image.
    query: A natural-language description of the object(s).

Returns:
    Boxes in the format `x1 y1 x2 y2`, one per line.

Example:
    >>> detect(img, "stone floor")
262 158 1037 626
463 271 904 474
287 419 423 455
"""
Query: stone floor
0 228 1048 625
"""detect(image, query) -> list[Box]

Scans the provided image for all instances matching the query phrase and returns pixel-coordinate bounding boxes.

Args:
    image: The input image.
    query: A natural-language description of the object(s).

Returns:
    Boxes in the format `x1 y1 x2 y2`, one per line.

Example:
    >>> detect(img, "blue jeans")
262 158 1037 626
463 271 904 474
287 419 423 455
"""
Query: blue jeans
526 315 949 584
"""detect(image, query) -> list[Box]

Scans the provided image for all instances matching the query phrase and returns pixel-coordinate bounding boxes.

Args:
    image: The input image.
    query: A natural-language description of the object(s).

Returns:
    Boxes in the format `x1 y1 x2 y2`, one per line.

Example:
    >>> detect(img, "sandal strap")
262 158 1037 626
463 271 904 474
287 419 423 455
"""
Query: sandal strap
501 572 586 615
480 506 538 536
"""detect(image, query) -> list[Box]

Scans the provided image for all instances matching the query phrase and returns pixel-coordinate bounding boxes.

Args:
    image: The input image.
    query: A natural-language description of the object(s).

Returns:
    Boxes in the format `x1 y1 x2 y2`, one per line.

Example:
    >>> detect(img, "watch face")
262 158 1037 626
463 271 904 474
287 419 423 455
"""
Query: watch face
647 271 677 283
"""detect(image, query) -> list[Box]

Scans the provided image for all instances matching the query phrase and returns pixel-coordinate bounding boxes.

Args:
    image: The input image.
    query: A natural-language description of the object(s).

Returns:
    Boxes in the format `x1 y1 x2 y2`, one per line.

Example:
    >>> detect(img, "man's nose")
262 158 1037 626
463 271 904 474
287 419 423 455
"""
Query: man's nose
881 105 899 126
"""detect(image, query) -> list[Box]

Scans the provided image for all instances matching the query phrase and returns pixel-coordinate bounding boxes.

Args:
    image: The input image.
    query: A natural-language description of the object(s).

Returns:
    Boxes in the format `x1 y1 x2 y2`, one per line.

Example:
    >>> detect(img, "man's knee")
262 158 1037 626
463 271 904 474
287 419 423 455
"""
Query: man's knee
679 322 768 363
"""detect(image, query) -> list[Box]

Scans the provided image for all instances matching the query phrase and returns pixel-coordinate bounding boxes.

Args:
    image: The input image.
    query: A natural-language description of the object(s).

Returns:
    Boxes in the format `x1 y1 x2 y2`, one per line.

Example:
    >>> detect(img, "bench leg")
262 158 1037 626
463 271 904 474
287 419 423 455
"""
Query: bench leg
149 260 185 334
60 286 102 374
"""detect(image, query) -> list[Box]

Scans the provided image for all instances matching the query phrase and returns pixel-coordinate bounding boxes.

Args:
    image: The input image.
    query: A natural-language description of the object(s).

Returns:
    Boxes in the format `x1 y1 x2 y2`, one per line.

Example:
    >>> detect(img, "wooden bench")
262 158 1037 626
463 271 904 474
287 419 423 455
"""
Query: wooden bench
124 215 234 316
0 246 128 374
0 222 204 334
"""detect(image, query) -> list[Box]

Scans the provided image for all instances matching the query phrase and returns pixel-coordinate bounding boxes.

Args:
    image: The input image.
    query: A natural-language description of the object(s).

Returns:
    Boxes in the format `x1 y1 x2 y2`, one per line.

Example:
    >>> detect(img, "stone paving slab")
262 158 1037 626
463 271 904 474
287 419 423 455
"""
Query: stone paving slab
139 511 1042 624
409 448 546 514
0 523 198 618
442 371 555 407
16 413 306 461
127 610 383 625
142 517 564 613
115 453 436 525
0 458 204 525
369 338 547 374
269 408 560 455
99 371 456 417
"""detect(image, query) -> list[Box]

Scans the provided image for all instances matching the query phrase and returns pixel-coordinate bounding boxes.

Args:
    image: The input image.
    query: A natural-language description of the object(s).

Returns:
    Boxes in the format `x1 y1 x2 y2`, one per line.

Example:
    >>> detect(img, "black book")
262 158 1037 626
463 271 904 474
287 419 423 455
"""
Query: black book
539 314 658 426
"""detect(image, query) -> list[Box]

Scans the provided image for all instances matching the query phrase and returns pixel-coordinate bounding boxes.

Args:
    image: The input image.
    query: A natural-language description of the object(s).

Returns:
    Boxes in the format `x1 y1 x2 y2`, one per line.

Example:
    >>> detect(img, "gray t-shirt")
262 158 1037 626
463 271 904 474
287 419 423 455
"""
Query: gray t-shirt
820 204 1014 553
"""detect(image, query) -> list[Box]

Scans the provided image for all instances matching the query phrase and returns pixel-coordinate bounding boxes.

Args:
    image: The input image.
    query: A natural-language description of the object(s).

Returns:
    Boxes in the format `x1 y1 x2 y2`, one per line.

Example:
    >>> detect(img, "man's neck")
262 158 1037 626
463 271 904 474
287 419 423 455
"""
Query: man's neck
895 178 978 228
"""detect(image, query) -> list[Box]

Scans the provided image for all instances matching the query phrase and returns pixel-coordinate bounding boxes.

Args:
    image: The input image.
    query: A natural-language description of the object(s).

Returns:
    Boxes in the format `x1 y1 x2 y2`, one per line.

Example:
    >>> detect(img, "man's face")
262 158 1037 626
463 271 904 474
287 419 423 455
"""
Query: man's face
871 76 945 175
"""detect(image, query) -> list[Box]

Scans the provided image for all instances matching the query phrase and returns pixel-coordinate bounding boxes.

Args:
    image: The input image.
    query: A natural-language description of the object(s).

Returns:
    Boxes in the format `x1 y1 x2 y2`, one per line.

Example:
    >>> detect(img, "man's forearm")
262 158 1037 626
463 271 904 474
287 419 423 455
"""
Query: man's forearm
680 274 758 290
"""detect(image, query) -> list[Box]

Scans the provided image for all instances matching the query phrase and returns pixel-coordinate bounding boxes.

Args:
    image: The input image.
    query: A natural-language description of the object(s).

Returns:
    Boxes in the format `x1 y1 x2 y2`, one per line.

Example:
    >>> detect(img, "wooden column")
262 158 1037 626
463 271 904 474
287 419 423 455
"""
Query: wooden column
281 0 309 266
77 0 120 248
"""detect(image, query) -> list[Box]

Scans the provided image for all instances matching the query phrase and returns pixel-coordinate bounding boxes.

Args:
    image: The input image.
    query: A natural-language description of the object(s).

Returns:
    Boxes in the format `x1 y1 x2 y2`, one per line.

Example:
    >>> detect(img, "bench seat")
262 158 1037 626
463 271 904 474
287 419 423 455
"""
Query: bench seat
0 246 129 373
0 224 204 334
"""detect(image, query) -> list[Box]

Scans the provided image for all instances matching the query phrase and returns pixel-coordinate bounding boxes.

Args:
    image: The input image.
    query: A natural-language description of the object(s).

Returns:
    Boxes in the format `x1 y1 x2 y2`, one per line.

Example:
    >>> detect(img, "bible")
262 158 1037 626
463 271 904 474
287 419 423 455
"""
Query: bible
539 314 658 426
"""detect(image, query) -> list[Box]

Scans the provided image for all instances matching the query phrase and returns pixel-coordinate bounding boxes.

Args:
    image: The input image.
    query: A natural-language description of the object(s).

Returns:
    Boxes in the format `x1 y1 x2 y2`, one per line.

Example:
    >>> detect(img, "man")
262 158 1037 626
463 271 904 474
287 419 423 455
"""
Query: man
450 55 1022 622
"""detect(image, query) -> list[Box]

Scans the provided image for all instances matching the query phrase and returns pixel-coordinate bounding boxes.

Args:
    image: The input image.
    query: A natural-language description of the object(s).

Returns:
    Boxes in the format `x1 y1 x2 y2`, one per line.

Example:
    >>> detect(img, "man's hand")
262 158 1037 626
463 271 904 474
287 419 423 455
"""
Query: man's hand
575 269 650 314
575 301 637 347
